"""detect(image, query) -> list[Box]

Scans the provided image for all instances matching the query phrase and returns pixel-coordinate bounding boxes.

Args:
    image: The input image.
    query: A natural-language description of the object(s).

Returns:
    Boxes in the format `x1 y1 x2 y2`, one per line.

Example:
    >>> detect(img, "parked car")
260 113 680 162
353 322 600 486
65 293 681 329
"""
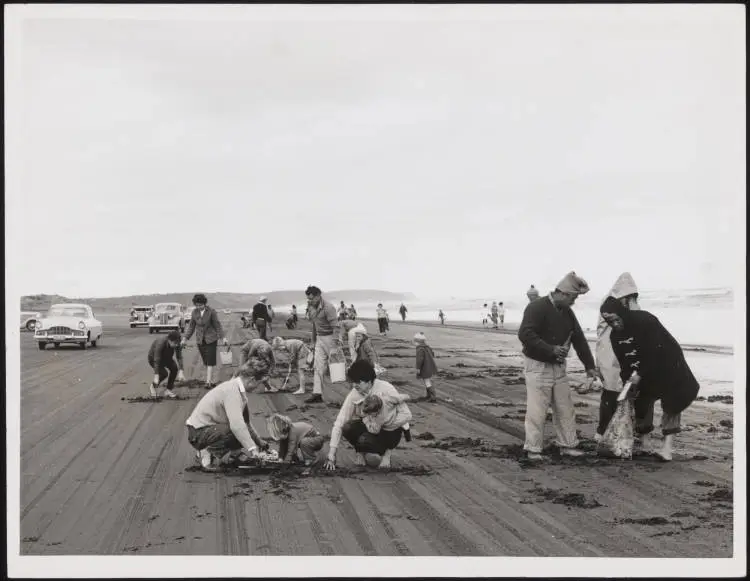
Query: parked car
184 306 195 325
35 303 103 350
223 308 232 315
149 303 185 334
20 311 42 331
129 305 154 328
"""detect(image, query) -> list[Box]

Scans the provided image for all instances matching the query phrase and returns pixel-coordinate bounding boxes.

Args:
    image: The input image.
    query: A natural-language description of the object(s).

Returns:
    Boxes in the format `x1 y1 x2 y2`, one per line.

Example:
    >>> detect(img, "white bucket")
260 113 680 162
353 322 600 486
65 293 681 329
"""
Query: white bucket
219 348 234 366
328 348 347 383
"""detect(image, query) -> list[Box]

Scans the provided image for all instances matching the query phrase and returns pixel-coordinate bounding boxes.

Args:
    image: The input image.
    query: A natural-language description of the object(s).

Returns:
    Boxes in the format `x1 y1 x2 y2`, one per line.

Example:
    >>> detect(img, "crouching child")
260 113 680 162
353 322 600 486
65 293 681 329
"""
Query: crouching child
271 336 311 395
148 330 185 399
185 360 271 471
267 414 325 466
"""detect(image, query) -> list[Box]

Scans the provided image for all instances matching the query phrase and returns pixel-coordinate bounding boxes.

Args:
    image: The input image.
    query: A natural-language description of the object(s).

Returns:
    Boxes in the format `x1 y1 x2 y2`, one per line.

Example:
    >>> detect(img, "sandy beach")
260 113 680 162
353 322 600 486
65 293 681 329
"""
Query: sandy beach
17 312 735 558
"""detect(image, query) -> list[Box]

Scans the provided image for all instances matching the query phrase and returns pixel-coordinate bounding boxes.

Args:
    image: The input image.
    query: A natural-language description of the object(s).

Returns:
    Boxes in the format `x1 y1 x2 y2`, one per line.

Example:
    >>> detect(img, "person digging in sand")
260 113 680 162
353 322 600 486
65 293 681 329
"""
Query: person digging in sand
600 296 700 461
271 336 311 395
185 360 272 472
182 293 228 389
518 271 602 461
148 330 185 399
239 337 278 392
414 332 438 402
595 272 641 441
267 414 325 466
323 360 412 471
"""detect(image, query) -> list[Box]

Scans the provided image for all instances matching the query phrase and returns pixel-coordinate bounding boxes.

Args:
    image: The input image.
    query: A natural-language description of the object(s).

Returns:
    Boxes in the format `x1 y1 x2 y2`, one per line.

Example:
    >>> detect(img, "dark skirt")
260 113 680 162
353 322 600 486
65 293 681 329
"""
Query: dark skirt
198 340 218 366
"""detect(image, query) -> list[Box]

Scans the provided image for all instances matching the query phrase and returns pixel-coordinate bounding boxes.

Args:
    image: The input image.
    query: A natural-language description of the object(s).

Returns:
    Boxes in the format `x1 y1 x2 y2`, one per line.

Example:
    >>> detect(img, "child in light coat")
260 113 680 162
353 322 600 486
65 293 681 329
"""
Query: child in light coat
267 414 325 466
414 332 438 402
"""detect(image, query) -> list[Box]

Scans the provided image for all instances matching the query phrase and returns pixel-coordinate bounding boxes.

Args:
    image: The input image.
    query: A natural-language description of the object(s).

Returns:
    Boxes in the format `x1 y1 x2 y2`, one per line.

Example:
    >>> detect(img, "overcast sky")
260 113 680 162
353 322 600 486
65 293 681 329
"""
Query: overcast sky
6 4 745 300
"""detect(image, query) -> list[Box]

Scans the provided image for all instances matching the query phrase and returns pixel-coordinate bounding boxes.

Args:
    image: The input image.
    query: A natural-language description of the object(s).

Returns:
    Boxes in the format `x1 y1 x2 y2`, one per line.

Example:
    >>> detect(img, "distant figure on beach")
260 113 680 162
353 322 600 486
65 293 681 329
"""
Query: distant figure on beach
239 338 277 392
348 304 357 320
376 303 390 335
271 337 310 395
252 296 273 341
600 296 700 462
338 301 348 321
291 305 298 325
148 330 184 399
526 285 540 302
498 302 505 327
399 303 408 321
305 286 342 404
490 302 499 328
323 360 412 471
185 360 271 472
414 332 438 402
482 303 489 326
438 309 445 325
518 272 602 461
182 293 228 389
595 272 640 439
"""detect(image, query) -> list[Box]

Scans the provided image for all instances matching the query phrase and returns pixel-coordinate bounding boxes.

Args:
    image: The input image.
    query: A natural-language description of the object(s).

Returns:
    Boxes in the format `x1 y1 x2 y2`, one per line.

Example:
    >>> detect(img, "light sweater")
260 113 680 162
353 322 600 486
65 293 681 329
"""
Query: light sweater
185 377 258 452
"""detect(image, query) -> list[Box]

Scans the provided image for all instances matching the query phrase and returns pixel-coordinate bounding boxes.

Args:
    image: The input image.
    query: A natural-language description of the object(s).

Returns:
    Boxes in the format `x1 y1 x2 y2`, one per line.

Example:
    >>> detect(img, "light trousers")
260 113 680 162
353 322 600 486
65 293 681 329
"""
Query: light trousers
312 334 336 395
523 356 578 453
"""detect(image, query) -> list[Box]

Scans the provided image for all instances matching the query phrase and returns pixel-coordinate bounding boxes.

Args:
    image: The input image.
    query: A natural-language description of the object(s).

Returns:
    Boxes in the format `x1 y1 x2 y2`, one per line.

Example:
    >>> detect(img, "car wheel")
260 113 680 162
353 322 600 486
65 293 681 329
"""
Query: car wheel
149 328 154 334
80 340 88 350
38 342 47 350
130 324 135 328
54 342 60 348
91 335 98 348
26 320 36 331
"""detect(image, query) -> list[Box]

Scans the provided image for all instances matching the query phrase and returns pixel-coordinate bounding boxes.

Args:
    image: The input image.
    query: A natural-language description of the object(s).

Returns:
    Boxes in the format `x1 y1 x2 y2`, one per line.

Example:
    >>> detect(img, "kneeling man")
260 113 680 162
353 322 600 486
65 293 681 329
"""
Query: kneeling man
185 360 270 471
324 360 412 470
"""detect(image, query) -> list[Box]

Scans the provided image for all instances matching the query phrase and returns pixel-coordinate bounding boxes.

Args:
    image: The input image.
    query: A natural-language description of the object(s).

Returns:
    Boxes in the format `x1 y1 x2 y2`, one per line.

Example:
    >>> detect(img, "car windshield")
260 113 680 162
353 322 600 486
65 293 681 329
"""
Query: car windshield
134 308 151 312
48 307 88 318
155 304 178 311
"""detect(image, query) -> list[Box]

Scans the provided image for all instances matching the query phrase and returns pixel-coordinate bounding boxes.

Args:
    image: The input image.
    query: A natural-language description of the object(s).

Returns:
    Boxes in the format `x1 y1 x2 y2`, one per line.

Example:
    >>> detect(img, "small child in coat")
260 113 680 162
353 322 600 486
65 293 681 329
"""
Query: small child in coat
414 332 438 402
267 414 325 466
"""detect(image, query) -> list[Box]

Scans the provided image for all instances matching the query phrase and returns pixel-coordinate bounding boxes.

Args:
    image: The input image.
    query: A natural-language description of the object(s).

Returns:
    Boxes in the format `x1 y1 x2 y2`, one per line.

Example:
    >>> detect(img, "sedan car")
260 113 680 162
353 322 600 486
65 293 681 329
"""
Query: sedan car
129 305 154 328
20 311 42 331
149 303 185 334
184 306 195 325
35 303 103 350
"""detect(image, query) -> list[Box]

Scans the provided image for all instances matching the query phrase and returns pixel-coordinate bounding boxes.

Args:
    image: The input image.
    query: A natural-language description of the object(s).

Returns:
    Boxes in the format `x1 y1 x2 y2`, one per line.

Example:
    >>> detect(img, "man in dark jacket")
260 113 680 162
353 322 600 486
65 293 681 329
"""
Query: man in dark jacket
600 296 700 461
518 271 601 460
252 296 273 341
148 330 184 399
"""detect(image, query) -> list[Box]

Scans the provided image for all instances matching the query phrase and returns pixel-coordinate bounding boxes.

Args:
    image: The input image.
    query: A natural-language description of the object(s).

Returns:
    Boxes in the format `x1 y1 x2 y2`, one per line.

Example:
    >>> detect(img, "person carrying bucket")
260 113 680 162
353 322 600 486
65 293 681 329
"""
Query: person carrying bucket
304 285 343 404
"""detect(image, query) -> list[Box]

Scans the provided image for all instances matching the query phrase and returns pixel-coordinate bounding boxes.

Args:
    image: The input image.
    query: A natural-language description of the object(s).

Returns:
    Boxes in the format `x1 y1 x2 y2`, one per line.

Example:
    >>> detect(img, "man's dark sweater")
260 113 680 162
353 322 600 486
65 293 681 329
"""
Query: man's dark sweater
518 295 595 369
148 336 184 372
252 302 272 322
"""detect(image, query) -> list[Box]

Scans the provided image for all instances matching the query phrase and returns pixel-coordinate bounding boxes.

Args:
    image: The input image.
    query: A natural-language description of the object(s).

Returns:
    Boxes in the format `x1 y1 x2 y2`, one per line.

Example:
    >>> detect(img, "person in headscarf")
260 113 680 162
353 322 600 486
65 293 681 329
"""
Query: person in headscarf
352 325 378 368
600 296 700 461
414 332 438 402
526 285 540 302
595 272 640 440
339 319 366 363
517 271 602 460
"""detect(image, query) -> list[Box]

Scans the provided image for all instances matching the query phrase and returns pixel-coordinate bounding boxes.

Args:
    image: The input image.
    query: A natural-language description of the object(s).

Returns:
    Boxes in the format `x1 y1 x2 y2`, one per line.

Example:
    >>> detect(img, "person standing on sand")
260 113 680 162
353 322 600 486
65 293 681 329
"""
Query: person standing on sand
518 272 602 461
399 303 408 321
182 293 228 389
305 285 342 404
438 309 445 325
323 360 412 471
291 305 298 325
415 332 438 402
490 302 499 329
348 304 358 320
239 337 277 392
376 303 390 335
186 360 271 471
498 302 506 328
338 301 348 321
595 272 640 440
526 285 540 302
252 297 273 341
600 297 699 461
271 336 310 395
148 330 185 399
482 303 489 326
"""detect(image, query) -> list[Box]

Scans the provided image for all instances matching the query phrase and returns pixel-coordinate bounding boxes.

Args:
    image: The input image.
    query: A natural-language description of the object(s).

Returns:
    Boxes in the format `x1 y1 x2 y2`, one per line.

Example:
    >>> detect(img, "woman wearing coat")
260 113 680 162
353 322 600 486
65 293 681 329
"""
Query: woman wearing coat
182 293 228 389
600 296 700 461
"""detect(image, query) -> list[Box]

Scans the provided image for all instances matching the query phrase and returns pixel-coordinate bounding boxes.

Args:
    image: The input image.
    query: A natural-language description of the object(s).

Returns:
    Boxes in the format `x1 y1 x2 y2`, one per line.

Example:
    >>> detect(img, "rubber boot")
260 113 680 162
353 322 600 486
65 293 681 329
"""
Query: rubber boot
658 434 674 461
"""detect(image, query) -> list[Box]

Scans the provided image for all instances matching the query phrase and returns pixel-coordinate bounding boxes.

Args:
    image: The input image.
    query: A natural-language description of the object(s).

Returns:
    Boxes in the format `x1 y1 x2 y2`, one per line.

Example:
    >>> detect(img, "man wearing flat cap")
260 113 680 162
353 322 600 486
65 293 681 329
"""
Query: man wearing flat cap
517 271 602 461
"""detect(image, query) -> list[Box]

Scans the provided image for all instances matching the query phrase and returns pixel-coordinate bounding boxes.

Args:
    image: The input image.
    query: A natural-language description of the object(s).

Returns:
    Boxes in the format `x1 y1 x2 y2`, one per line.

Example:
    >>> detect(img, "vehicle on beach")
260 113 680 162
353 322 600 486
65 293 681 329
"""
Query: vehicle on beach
20 311 42 331
34 303 103 350
184 306 195 324
223 308 232 315
149 303 186 334
129 305 154 328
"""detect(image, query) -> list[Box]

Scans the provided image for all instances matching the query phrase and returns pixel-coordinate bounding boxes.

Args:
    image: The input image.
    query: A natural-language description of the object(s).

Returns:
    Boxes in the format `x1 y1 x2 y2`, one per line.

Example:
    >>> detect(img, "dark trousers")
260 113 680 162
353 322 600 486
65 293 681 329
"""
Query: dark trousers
377 318 388 333
149 357 178 389
187 424 243 454
255 318 268 340
342 419 402 455
634 397 683 436
597 390 619 436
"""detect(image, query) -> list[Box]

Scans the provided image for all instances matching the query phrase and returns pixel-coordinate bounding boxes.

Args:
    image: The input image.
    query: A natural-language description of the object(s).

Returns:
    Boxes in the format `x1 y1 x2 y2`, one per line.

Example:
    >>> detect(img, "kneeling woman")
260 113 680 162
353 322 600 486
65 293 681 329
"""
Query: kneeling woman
600 296 700 461
324 360 411 470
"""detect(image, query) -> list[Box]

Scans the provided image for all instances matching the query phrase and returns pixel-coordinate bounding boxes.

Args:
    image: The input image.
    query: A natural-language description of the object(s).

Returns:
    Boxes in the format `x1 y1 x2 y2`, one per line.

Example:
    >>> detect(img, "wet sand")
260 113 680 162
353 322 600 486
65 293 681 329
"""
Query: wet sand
18 314 733 557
